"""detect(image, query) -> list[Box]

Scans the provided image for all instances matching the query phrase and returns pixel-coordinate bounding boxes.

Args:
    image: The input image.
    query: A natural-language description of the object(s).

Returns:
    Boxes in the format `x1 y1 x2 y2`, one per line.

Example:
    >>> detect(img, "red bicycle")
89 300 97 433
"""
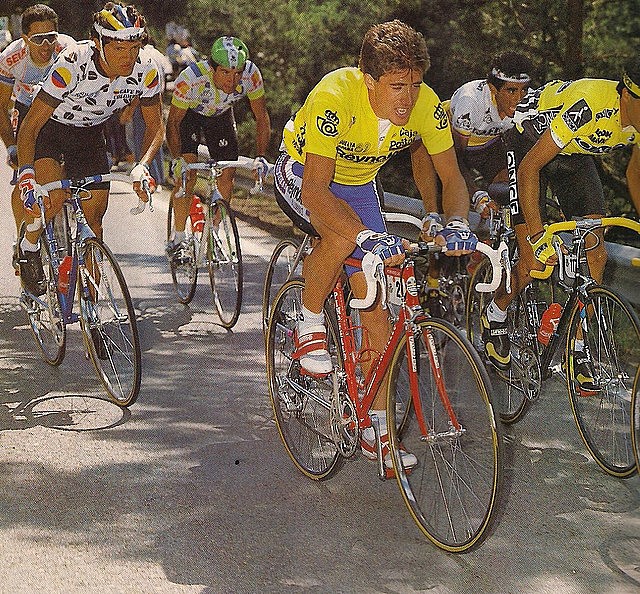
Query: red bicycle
265 240 508 552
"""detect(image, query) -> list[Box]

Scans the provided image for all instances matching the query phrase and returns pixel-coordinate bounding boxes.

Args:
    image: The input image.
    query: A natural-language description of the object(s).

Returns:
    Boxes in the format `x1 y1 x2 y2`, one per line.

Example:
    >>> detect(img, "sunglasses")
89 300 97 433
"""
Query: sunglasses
28 32 58 46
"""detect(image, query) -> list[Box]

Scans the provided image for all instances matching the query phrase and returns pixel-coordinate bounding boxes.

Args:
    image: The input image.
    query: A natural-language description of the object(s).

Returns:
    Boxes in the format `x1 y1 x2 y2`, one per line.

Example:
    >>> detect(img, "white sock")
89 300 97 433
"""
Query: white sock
299 305 324 336
371 409 387 434
173 230 186 244
20 237 39 253
487 300 507 323
574 339 584 352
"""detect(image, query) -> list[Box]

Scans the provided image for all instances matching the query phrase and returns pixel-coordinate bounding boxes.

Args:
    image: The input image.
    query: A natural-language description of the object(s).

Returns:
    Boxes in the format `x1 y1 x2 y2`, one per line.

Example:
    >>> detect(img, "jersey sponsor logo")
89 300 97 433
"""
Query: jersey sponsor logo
317 109 339 137
5 46 28 67
434 102 448 130
51 67 72 89
595 108 618 121
530 110 560 135
588 129 613 144
144 69 159 89
574 138 627 154
506 150 519 215
389 137 414 151
336 145 389 163
561 99 592 132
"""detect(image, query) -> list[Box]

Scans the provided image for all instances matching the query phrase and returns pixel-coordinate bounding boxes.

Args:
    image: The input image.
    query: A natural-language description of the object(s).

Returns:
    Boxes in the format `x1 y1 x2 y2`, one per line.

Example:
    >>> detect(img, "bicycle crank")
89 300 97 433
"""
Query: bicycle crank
330 371 359 457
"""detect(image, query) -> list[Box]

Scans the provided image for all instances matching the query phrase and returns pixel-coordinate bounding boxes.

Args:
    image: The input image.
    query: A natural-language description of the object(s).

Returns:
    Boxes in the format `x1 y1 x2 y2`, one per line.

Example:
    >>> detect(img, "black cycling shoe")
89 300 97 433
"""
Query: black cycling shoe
166 241 192 266
18 246 46 296
481 313 511 371
573 350 601 396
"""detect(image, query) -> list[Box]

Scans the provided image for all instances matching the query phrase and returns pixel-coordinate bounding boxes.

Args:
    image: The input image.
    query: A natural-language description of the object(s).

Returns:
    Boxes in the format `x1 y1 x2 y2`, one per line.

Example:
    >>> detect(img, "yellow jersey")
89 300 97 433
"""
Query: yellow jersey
282 67 453 185
513 78 639 155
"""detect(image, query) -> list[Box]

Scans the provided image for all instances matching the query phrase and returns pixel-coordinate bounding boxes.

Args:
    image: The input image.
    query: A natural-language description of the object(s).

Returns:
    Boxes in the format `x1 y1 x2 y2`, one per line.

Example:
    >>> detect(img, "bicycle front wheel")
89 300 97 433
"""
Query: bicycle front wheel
632 366 640 471
387 318 502 552
24 240 66 365
208 199 242 328
79 238 141 407
566 285 640 477
167 198 198 304
265 278 344 480
262 237 303 334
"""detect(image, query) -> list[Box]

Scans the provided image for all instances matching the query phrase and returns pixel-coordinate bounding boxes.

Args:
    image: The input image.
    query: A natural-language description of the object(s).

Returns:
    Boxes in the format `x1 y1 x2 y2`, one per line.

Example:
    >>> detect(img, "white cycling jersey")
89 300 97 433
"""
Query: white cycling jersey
0 34 74 106
36 39 161 127
449 79 515 148
171 59 265 117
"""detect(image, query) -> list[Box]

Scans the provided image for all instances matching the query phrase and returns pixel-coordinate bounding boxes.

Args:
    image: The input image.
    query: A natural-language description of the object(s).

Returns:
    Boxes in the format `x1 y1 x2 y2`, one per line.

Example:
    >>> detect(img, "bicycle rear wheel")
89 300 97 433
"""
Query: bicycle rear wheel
23 240 66 365
265 278 344 480
566 285 639 477
632 367 640 471
387 318 502 552
79 238 141 407
167 198 198 304
262 237 303 334
208 199 242 328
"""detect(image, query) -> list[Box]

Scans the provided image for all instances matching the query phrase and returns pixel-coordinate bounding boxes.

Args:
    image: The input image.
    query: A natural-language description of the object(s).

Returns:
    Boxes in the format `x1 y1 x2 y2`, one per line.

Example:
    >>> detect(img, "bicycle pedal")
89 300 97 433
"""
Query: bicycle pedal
299 367 331 379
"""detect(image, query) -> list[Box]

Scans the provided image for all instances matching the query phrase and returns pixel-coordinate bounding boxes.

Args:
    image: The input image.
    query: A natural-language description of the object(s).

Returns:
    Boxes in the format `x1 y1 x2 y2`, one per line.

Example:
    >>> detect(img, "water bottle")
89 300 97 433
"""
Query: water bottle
537 302 562 345
58 255 72 294
189 195 205 232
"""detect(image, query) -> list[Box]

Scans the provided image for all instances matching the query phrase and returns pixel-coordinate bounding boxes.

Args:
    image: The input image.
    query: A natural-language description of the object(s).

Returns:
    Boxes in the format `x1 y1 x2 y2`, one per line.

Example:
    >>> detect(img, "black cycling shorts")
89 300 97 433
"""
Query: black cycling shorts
34 119 110 190
179 108 239 161
504 127 604 226
462 136 508 197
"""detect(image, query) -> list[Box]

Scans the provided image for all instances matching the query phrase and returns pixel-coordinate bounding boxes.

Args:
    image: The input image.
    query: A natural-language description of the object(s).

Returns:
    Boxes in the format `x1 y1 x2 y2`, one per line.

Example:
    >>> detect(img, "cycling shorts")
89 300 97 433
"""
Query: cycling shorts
504 127 604 226
274 152 387 276
34 119 109 190
462 136 509 203
180 108 238 160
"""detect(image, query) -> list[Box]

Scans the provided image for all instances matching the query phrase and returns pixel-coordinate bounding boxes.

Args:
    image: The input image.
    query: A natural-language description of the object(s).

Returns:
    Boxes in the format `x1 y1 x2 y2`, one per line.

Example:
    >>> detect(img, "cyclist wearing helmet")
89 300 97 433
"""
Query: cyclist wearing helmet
16 2 164 298
0 4 74 238
481 58 640 395
448 51 533 218
165 35 271 263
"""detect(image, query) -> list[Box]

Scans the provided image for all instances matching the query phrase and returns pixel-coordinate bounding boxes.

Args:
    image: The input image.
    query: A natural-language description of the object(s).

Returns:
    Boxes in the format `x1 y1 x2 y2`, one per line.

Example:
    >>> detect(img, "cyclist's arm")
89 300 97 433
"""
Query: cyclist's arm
301 152 366 243
410 140 438 211
0 82 14 149
248 95 271 157
166 103 187 158
430 146 470 220
626 143 640 215
517 128 561 237
16 93 57 168
137 95 164 166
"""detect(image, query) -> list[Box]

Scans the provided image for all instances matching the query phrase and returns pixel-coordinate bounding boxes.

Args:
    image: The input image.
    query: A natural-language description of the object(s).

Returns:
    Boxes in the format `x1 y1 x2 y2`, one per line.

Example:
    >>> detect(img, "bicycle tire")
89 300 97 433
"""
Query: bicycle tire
78 238 141 407
386 317 503 552
262 237 303 334
167 198 198 304
265 278 344 480
208 199 243 328
24 239 66 366
632 366 640 471
566 285 639 477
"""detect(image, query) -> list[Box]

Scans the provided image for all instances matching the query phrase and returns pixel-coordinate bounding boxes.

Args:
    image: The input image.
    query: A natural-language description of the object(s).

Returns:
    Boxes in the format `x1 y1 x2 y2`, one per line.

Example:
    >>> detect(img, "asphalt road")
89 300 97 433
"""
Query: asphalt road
0 152 639 594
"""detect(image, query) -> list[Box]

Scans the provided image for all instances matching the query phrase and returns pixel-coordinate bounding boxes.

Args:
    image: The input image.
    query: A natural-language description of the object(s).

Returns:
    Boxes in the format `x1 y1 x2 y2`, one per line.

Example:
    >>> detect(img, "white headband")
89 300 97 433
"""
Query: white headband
491 67 530 84
94 23 145 41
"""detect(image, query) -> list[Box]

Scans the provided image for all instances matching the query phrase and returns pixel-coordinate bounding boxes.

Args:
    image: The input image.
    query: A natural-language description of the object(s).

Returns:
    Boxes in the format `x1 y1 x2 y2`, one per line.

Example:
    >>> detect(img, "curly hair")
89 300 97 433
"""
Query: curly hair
359 20 430 80
21 4 58 35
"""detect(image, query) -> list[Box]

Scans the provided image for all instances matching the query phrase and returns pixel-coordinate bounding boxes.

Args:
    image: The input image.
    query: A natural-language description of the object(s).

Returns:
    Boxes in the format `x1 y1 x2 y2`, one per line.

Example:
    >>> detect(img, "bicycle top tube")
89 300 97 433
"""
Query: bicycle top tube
530 216 640 280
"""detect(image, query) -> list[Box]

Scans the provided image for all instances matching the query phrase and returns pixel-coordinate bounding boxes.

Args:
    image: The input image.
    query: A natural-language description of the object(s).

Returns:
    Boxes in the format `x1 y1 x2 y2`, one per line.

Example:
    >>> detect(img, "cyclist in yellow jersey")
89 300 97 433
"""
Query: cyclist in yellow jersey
481 59 640 394
274 20 475 474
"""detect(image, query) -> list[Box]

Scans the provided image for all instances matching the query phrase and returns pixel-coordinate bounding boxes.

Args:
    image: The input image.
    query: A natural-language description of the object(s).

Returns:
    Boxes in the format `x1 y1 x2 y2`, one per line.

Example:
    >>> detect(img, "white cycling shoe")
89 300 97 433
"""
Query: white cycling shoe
361 426 418 477
293 323 332 376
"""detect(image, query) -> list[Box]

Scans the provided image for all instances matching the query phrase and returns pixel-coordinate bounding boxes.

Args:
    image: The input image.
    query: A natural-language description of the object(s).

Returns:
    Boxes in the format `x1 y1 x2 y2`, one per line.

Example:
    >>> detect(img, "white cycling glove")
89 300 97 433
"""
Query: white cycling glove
421 212 444 238
130 162 156 193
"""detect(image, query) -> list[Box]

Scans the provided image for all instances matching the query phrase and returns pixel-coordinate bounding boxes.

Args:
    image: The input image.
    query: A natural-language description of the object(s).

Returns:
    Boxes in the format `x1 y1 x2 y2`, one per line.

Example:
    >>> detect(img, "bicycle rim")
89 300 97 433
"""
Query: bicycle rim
24 240 66 365
266 278 344 480
632 366 640 471
465 258 491 354
387 318 502 552
262 237 303 335
79 238 141 407
167 199 198 304
566 285 639 477
209 199 242 328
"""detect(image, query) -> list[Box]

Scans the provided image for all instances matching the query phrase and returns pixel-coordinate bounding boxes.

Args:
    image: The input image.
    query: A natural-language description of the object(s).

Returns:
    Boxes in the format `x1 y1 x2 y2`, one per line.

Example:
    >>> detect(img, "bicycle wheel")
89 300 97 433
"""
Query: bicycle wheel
632 366 640 471
23 240 66 366
78 238 141 407
386 318 502 552
265 278 344 480
167 198 198 304
566 285 640 477
262 237 303 334
208 199 242 328
465 258 492 353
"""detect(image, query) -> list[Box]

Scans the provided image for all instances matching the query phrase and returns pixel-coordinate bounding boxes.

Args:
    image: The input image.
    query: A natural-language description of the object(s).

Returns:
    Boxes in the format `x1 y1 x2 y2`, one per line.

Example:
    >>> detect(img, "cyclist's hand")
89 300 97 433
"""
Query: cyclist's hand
131 162 156 200
471 190 498 220
253 156 270 179
435 218 478 255
18 166 48 217
356 229 405 265
420 212 443 240
528 227 560 265
6 144 17 169
169 157 186 181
